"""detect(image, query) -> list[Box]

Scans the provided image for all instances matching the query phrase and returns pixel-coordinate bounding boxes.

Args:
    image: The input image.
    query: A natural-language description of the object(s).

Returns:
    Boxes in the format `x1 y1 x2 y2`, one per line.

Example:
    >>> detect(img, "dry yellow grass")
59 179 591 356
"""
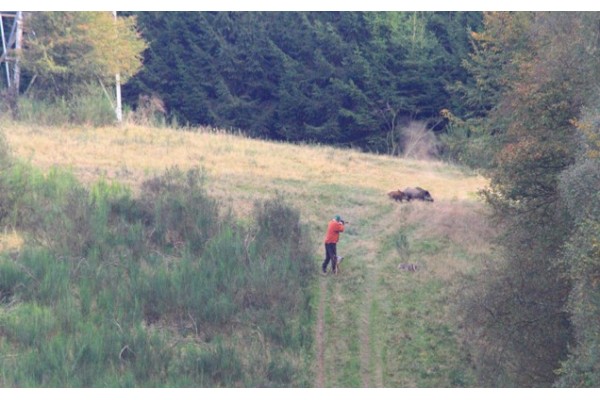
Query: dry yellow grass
1 119 491 263
2 120 487 214
0 228 24 253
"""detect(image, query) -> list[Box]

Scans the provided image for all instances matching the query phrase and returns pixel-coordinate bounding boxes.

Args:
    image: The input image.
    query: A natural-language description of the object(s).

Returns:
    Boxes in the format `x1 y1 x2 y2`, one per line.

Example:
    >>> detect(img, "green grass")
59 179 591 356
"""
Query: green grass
0 122 494 387
0 162 315 387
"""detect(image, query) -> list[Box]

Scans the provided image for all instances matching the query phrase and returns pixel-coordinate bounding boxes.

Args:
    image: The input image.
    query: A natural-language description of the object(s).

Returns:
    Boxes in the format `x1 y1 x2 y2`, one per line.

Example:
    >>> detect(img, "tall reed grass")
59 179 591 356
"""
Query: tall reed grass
0 158 315 387
15 84 116 127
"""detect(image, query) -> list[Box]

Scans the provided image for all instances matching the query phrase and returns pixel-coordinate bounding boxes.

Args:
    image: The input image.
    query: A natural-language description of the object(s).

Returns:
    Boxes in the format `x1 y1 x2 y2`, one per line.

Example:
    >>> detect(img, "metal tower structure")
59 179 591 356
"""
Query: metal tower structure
0 11 23 92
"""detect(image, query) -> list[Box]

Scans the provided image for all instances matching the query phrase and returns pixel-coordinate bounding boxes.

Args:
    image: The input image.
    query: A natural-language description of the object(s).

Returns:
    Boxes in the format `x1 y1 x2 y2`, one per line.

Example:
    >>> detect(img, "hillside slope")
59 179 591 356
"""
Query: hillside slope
2 121 492 387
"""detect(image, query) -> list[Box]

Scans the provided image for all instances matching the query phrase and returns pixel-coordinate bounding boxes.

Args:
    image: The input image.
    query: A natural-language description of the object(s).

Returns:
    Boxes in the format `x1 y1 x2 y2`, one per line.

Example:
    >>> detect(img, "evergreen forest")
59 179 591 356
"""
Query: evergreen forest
122 12 482 153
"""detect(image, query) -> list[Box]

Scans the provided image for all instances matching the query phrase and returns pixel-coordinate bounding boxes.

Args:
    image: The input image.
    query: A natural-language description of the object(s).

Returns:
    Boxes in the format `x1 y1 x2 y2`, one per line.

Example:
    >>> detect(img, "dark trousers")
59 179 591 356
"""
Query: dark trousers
322 243 338 272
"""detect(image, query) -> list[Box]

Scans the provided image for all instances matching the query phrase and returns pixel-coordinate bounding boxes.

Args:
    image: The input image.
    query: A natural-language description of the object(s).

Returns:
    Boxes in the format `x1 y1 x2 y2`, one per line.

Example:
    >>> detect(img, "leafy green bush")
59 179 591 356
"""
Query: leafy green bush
555 158 600 387
439 125 499 170
138 167 220 255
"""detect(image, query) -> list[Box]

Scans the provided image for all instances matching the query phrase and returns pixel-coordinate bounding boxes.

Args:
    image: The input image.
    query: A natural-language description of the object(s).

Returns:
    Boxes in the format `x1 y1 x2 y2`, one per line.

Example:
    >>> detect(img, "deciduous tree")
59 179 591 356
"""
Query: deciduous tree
21 12 147 99
458 12 600 387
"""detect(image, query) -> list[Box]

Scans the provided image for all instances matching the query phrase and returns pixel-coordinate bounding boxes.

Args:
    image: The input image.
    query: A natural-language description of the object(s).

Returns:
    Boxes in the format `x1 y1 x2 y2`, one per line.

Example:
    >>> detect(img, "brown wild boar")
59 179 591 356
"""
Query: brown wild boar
402 187 434 202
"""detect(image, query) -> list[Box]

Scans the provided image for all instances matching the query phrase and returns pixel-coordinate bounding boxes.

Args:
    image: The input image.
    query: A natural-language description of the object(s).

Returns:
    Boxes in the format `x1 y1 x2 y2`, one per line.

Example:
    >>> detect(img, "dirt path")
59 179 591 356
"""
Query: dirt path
314 202 394 387
358 205 396 388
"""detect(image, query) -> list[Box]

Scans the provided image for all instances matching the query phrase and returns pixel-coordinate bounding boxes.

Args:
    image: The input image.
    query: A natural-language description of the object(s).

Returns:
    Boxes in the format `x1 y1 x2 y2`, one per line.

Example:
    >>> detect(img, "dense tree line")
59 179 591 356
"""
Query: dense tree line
453 12 600 387
122 11 482 153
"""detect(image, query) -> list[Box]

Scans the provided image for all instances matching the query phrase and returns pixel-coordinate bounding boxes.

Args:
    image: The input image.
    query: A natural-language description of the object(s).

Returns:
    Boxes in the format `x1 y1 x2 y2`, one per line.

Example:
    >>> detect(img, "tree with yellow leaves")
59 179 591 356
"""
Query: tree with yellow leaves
20 12 147 100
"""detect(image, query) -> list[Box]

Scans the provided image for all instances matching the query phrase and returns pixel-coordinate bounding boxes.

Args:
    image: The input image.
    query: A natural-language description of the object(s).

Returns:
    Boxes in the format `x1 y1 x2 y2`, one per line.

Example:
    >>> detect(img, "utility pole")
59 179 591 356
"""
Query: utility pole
113 11 122 123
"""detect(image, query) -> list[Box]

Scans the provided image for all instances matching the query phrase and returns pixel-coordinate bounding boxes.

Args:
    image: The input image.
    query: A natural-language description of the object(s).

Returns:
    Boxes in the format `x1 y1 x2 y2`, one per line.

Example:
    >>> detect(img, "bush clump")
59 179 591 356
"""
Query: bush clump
0 162 315 387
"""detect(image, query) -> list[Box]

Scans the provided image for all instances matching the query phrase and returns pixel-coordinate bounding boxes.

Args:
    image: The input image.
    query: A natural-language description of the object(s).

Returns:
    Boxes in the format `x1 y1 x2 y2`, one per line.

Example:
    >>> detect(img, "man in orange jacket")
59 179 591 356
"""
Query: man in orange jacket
322 215 345 275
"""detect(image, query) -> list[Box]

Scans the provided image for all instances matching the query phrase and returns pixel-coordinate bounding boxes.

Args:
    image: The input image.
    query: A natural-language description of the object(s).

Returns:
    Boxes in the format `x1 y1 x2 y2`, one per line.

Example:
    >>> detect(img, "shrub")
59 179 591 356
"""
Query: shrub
252 194 313 279
0 160 314 386
126 94 167 127
15 84 116 126
139 167 221 255
16 96 71 126
68 84 116 126
0 257 26 304
558 158 600 223
555 158 600 387
439 124 498 169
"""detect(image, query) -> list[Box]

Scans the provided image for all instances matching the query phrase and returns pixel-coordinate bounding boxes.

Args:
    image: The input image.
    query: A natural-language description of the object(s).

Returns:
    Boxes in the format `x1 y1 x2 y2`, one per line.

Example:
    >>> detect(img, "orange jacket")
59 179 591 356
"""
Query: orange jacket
324 219 345 244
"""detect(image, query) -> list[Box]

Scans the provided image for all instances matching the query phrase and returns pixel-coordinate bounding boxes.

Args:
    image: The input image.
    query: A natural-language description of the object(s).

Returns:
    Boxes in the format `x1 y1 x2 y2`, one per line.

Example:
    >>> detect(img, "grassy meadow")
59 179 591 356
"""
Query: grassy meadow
0 120 492 387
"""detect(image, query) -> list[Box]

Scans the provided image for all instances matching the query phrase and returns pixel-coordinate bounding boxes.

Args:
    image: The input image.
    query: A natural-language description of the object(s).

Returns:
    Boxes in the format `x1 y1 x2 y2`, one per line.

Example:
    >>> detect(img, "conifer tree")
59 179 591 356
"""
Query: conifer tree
124 11 479 151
